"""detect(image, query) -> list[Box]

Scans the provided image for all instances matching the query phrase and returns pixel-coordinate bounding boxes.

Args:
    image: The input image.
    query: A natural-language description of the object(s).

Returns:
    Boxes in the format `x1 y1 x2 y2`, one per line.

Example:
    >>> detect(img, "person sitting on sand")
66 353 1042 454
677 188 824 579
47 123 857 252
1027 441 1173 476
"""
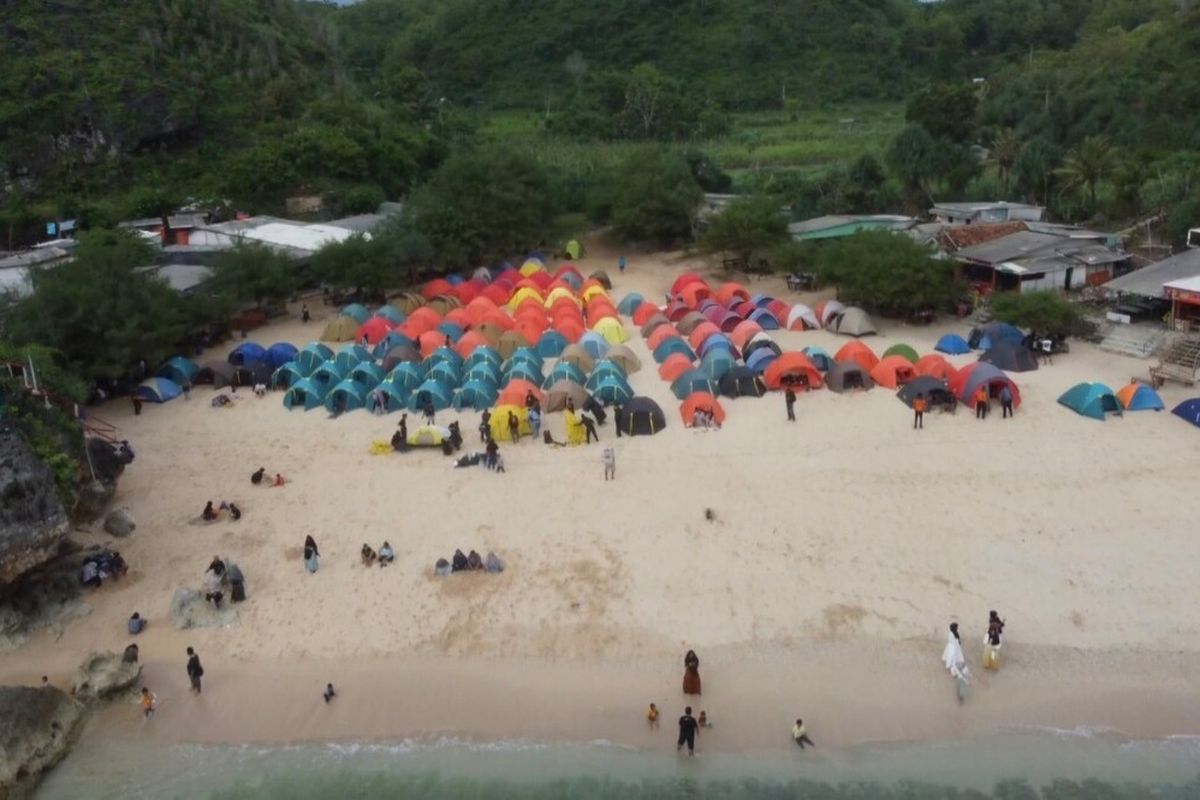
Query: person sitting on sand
251 467 266 485
361 543 377 567
202 501 218 521
484 551 504 573
792 718 814 749
273 473 285 487
647 702 659 728
208 556 226 577
435 558 452 576
228 503 241 521
698 710 709 730
467 550 484 570
128 612 145 635
204 568 223 608
323 683 336 703
253 383 267 397
378 542 395 566
452 549 469 572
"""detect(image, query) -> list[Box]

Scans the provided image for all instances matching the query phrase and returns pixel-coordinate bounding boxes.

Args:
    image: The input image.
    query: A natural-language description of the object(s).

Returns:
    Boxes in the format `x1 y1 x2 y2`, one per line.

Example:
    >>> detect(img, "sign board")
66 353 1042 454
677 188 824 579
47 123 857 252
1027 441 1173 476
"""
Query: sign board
1166 287 1200 305
1106 311 1131 325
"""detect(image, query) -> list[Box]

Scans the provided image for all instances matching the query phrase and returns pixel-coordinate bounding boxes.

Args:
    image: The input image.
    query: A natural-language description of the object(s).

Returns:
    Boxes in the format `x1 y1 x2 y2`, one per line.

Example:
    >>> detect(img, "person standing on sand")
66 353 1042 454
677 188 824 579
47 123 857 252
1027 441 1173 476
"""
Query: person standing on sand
647 702 659 728
942 623 970 704
186 647 204 694
682 650 701 695
999 385 1014 418
785 387 796 422
602 446 615 481
913 392 926 430
479 409 491 443
131 395 143 416
140 687 157 719
792 718 814 749
304 535 320 573
974 385 989 419
618 255 626 275
508 411 520 444
677 706 698 756
983 610 1005 670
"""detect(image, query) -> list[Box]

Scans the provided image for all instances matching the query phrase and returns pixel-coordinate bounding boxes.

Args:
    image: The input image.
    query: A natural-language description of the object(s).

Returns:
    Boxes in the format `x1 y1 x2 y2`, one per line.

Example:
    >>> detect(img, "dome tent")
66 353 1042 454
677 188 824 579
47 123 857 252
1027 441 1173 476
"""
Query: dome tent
615 396 667 436
951 363 1021 407
826 362 874 393
1058 382 1121 421
264 342 299 368
229 342 267 366
718 366 767 398
680 392 725 427
324 379 370 413
283 378 326 410
295 342 334 373
896 376 954 408
158 356 199 386
881 343 919 364
935 334 971 355
271 362 308 389
1171 398 1200 427
453 380 500 411
1115 382 1164 412
671 370 717 400
980 340 1038 373
833 307 877 337
134 377 182 403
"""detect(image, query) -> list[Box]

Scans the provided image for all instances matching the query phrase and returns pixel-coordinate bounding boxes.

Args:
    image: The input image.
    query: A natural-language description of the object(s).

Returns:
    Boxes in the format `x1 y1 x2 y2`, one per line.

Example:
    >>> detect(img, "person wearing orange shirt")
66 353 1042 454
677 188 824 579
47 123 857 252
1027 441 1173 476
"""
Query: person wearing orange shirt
912 393 927 429
974 385 990 419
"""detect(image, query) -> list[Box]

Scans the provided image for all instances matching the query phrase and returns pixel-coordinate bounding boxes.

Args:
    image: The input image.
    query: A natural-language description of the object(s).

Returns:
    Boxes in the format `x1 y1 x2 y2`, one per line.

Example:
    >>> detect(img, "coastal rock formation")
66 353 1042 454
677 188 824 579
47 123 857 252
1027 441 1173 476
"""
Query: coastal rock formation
0 424 69 586
71 651 142 702
102 509 136 538
0 685 86 798
169 587 240 630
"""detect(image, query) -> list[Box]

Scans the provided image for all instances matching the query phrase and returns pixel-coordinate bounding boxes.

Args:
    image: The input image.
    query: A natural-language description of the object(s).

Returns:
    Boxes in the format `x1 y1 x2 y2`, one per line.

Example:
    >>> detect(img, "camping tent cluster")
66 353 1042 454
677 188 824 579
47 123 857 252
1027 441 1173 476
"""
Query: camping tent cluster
143 342 299 403
268 257 653 421
1058 380 1165 421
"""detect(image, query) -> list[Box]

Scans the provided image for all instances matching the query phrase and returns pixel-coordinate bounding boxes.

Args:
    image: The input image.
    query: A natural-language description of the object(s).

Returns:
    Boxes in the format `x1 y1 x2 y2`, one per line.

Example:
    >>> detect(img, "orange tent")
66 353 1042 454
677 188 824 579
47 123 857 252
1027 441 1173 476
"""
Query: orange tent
355 317 394 345
729 320 764 351
715 282 750 306
512 318 543 345
658 353 695 383
688 321 721 351
444 308 472 328
671 272 707 295
554 318 585 343
421 278 453 300
680 392 726 426
914 354 957 381
418 329 448 357
453 331 491 358
407 306 443 332
585 302 619 327
464 297 498 326
482 283 512 305
632 302 661 326
480 309 514 331
834 341 879 372
764 352 823 390
648 324 682 351
679 282 711 308
497 379 544 407
869 355 917 389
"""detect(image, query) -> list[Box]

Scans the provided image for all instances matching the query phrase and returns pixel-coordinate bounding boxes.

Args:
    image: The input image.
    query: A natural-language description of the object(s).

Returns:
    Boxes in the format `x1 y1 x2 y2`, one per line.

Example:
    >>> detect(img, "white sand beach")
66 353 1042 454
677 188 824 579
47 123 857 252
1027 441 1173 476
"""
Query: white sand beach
4 243 1200 753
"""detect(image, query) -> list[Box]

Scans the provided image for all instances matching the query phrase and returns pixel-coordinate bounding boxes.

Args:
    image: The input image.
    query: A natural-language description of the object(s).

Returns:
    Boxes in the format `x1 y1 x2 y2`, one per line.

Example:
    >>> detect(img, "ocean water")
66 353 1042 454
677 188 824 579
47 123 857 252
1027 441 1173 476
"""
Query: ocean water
35 728 1200 799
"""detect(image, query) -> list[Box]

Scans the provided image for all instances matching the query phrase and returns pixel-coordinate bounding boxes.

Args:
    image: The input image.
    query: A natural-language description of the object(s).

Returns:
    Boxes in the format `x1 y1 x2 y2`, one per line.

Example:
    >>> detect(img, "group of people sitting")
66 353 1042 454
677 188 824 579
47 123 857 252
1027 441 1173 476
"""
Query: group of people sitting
251 467 286 486
688 408 721 430
201 500 241 522
203 555 246 607
434 549 504 575
80 549 128 588
360 541 396 567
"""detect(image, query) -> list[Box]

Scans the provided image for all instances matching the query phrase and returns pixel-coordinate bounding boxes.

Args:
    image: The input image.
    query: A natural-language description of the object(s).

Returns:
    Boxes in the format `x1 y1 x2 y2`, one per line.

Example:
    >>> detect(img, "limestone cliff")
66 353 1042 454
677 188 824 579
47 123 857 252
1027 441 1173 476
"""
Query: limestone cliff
0 423 69 587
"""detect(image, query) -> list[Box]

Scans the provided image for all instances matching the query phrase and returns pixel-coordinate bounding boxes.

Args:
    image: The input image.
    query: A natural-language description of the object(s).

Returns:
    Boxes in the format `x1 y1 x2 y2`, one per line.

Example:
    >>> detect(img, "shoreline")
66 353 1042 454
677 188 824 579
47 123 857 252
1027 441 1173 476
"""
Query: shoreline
10 638 1200 753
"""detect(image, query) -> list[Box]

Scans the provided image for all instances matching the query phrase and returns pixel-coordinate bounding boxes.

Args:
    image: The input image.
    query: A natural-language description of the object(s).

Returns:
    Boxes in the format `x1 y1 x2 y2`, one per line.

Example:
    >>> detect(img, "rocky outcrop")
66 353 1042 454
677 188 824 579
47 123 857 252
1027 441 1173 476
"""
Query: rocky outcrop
102 509 135 538
0 685 86 798
73 439 133 522
169 587 240 630
0 424 69 586
71 651 142 703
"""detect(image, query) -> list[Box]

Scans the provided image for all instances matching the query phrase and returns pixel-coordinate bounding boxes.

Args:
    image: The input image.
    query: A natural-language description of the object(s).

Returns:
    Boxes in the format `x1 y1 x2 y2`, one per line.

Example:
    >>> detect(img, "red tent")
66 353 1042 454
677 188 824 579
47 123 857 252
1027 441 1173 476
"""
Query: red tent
764 352 823 390
355 317 394 345
680 392 726 426
834 341 879 372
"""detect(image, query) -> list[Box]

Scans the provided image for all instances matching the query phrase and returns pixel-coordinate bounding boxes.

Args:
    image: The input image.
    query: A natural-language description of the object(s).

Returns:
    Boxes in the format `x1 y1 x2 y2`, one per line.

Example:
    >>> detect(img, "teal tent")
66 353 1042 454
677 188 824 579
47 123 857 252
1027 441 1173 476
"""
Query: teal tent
700 349 736 380
671 370 717 400
310 361 348 387
464 363 501 387
271 362 309 389
283 378 326 410
1058 382 1122 421
504 362 544 387
505 348 543 370
591 375 634 406
134 377 181 403
423 347 463 370
158 356 198 386
453 380 500 411
653 337 696 364
407 379 454 412
373 306 405 325
340 303 370 324
333 344 372 371
386 362 426 391
427 360 463 387
464 346 502 369
617 292 645 315
801 346 834 372
350 361 384 388
543 361 587 388
295 342 334 374
585 364 628 392
325 379 370 412
536 330 568 358
373 381 411 412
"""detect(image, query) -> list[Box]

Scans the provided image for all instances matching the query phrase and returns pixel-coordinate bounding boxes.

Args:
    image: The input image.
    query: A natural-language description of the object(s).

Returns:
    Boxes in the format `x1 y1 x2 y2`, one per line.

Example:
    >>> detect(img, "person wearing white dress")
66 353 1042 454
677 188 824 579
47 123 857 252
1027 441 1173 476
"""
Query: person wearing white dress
942 622 970 704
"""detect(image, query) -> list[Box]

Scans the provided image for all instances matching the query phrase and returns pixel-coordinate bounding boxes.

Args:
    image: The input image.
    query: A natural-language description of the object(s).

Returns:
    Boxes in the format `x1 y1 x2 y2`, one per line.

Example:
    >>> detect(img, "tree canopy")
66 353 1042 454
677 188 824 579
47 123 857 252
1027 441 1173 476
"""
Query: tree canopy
700 196 790 265
594 148 703 246
814 231 962 317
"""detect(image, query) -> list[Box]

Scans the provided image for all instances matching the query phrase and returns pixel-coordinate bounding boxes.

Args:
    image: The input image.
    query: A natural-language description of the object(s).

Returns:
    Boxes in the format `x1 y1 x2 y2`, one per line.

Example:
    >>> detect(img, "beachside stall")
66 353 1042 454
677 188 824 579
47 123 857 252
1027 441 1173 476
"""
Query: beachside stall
1165 277 1200 333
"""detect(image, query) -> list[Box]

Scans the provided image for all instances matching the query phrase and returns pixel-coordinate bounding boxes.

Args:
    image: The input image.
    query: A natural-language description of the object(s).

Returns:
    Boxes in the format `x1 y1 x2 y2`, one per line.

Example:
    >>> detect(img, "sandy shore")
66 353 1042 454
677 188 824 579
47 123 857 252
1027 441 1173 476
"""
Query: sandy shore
3 241 1200 752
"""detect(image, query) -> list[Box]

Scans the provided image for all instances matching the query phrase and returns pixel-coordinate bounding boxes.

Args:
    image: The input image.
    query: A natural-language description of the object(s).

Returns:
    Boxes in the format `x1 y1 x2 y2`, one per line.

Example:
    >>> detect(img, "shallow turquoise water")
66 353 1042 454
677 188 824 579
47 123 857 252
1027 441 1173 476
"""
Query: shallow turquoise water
35 728 1200 799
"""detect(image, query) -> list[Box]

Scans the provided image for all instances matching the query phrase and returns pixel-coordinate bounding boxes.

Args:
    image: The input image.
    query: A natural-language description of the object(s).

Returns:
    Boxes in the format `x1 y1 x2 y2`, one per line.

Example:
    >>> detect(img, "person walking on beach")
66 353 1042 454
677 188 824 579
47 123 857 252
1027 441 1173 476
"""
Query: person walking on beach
507 411 520 444
974 385 989 419
682 649 701 695
983 611 1005 671
677 706 698 756
792 718 814 749
304 535 320 573
323 683 337 703
528 405 541 438
582 413 598 444
618 254 626 275
999 385 1014 418
602 446 615 481
186 647 204 694
941 623 970 704
785 387 796 422
912 392 926 430
647 702 659 729
479 409 491 443
140 687 157 719
131 395 143 416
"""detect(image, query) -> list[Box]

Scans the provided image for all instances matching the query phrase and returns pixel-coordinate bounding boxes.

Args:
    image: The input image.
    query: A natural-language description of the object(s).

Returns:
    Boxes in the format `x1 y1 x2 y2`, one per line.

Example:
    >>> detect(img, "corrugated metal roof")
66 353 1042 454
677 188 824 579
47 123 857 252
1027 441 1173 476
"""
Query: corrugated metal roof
150 264 214 293
788 214 915 235
1104 249 1200 298
955 231 1067 264
0 246 74 270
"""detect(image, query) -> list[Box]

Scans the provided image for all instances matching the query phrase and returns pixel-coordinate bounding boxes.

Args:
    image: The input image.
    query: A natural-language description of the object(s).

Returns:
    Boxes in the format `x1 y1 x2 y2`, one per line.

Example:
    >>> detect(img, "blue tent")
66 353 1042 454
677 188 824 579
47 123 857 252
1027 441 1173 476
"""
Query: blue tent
748 309 780 330
1058 382 1121 421
340 303 370 324
464 363 501 387
504 362 543 387
373 381 411 412
671 370 717 400
436 321 464 342
935 334 971 355
1117 383 1164 412
374 306 405 325
350 361 385 388
271 362 308 389
700 349 736 380
454 380 500 411
465 346 502 369
585 367 629 393
158 356 198 386
578 331 610 360
423 346 464 370
325 379 370 413
372 331 415 359
407 379 454 412
617 292 645 315
134 377 182 403
544 361 587 388
386 362 426 391
698 335 739 361
446 274 465 286
427 360 463 387
801 346 834 372
591 375 634 406
745 347 778 374
283 378 326 410
295 342 333 373
310 361 348 387
971 322 1023 350
333 344 372 371
653 337 696 364
536 330 568 358
229 342 267 366
1172 398 1200 427
264 342 299 368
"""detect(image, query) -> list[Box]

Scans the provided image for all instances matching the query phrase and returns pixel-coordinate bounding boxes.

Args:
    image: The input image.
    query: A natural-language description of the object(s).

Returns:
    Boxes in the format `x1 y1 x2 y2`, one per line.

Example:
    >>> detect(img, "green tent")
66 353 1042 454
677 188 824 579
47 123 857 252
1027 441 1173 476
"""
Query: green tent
881 343 919 364
1058 382 1122 421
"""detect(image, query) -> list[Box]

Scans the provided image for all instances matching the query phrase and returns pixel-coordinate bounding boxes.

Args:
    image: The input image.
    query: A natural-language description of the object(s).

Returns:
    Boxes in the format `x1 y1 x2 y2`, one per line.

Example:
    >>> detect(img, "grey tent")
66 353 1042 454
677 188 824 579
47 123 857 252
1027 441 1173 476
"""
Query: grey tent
826 362 875 392
196 361 236 388
834 307 878 337
639 313 670 338
675 311 708 335
896 376 954 408
543 379 591 412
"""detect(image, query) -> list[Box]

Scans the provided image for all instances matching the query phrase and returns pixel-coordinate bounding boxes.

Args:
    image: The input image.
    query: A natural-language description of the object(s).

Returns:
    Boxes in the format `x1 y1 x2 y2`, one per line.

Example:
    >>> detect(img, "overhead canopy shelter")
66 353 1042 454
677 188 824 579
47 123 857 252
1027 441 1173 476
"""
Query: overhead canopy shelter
1104 248 1200 299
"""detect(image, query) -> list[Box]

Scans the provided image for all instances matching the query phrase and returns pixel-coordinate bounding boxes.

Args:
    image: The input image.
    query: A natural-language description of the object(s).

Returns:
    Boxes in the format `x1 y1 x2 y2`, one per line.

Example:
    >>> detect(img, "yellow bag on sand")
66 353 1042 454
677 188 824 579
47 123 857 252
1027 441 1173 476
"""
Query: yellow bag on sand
369 440 393 455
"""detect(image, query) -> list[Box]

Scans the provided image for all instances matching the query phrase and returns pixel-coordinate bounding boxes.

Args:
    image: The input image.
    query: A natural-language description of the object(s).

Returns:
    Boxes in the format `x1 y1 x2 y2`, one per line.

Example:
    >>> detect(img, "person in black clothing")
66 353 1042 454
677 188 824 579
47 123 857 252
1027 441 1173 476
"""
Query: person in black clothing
677 706 698 756
132 396 143 416
186 647 204 694
785 388 797 422
507 411 520 444
251 467 266 485
301 304 311 323
229 503 241 521
479 409 491 442
208 556 226 577
451 549 469 572
525 390 536 410
581 414 598 444
614 404 624 437
202 501 217 521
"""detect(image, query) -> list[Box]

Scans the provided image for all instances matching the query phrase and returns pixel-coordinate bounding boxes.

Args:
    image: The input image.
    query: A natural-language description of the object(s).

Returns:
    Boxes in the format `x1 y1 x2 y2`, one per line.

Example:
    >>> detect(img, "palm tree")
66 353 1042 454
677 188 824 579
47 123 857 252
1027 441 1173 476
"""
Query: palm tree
991 129 1022 192
1055 136 1119 207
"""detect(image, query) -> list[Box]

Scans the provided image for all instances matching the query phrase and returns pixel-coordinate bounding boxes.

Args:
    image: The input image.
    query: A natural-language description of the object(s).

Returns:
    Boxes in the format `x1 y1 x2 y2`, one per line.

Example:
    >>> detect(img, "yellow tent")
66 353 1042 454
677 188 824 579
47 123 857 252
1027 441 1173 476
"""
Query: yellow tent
581 284 610 303
543 287 578 308
408 425 449 447
592 317 630 345
565 240 583 260
564 408 585 446
489 404 532 441
519 260 544 277
508 286 545 310
321 316 359 342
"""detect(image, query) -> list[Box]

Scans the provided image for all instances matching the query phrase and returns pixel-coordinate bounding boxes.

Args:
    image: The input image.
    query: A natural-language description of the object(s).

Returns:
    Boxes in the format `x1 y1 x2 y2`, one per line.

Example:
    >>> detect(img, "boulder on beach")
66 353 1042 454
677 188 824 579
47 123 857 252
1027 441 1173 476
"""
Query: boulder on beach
0 423 70 586
71 650 142 702
0 685 86 796
169 587 240 630
102 509 136 538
